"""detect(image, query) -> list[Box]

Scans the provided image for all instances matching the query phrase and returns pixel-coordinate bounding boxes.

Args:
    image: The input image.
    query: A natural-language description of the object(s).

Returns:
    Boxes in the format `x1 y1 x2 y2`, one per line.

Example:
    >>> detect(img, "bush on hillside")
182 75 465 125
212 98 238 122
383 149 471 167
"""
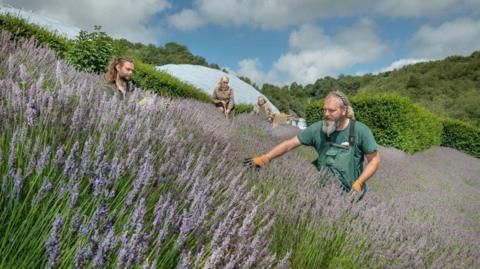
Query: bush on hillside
234 103 254 114
441 118 480 157
133 60 212 102
305 94 443 153
66 26 114 73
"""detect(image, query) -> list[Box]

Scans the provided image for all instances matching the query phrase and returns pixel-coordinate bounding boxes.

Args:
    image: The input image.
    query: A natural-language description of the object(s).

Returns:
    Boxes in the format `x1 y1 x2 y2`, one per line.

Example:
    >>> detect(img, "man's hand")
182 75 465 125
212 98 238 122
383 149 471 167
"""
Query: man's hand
243 155 269 168
352 180 362 191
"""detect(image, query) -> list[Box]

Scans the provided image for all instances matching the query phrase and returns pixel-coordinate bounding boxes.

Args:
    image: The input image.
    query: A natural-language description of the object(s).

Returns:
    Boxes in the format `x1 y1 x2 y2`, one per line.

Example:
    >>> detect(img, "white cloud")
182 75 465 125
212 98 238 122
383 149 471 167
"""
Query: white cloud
2 0 171 43
235 58 268 85
288 24 331 50
356 58 430 75
236 20 387 86
166 0 480 30
167 9 205 31
376 0 458 17
411 18 480 59
166 0 378 30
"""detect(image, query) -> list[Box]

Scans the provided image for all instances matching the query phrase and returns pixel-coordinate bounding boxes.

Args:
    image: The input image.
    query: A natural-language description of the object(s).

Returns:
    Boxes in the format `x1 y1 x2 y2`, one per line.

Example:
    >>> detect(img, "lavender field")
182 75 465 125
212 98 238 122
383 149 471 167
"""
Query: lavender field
0 31 479 268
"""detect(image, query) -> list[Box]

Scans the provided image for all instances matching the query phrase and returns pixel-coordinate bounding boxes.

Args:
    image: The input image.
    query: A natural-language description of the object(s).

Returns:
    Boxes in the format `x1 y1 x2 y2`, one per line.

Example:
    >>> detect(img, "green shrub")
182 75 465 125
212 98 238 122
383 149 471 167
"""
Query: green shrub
133 60 212 102
305 94 443 153
305 101 324 126
441 118 480 157
234 103 254 114
0 13 71 57
66 26 114 73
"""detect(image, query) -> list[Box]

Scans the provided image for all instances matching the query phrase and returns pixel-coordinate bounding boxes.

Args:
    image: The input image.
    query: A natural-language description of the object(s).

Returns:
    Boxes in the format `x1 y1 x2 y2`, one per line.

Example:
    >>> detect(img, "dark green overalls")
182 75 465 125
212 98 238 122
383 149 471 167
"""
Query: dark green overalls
315 120 365 193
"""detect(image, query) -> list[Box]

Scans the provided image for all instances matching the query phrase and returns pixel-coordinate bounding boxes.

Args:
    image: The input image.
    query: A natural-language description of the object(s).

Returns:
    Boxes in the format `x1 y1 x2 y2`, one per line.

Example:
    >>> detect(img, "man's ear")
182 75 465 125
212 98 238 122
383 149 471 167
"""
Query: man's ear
115 64 121 72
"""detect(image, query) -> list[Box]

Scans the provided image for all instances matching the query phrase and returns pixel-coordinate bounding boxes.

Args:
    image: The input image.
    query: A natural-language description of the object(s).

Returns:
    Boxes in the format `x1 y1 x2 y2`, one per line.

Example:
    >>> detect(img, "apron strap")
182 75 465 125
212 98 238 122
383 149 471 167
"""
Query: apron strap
348 119 356 146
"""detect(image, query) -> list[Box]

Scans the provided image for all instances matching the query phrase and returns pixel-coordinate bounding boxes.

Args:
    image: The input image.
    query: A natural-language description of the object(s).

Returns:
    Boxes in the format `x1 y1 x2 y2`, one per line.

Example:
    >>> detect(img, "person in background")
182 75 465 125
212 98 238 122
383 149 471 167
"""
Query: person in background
253 96 273 122
103 57 135 99
212 76 235 117
244 90 380 198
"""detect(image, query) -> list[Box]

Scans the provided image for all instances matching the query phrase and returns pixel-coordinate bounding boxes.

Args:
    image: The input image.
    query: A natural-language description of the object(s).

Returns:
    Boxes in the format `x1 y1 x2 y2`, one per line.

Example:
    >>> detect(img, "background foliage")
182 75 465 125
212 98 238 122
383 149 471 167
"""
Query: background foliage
440 117 480 157
259 55 480 128
234 103 254 114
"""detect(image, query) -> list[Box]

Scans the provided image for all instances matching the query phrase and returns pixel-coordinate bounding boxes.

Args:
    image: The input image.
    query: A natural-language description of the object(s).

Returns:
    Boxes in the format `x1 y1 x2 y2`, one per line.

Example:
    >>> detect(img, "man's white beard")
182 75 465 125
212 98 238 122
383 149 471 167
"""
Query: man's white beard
322 120 336 136
323 117 344 137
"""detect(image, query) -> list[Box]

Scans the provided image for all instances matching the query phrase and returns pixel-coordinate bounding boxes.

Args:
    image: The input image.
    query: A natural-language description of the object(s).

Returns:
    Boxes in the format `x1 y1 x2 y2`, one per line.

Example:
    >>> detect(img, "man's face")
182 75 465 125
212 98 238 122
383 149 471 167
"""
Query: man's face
322 97 346 135
258 97 265 105
117 61 134 81
323 97 345 122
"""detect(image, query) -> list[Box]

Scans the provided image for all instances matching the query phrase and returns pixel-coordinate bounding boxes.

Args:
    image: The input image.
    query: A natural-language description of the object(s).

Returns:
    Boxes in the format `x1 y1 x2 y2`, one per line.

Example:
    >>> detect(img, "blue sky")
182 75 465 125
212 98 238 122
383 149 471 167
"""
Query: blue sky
2 0 480 86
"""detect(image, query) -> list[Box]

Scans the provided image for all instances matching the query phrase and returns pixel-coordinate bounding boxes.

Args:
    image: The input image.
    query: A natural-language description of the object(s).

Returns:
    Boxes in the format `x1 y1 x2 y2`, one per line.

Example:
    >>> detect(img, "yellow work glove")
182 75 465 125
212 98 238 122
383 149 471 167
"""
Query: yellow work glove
243 155 269 168
352 180 363 191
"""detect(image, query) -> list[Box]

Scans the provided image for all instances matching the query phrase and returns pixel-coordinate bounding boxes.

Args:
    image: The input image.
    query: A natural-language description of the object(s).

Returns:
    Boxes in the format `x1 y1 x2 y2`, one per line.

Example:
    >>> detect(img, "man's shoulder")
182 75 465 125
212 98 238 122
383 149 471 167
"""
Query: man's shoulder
309 120 324 129
353 120 373 133
100 81 117 94
300 120 323 134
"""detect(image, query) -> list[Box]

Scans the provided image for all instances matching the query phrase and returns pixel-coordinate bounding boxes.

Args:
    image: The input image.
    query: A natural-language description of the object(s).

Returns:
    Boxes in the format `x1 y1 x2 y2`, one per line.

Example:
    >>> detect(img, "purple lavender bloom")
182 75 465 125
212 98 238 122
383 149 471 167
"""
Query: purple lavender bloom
33 178 52 204
177 251 193 269
63 142 80 180
12 169 23 199
45 216 64 269
54 145 65 166
36 145 51 174
69 182 80 209
75 246 93 269
25 100 40 126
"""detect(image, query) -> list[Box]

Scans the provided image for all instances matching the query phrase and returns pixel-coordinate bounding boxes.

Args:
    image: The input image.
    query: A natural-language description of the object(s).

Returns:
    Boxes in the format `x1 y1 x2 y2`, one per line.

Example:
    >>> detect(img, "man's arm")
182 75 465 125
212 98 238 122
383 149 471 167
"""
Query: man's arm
352 151 381 190
246 136 302 166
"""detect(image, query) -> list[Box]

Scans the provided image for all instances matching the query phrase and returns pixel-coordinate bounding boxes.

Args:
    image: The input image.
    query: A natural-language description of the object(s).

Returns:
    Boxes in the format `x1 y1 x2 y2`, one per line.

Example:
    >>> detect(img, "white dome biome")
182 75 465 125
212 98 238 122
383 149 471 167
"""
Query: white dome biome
156 64 280 114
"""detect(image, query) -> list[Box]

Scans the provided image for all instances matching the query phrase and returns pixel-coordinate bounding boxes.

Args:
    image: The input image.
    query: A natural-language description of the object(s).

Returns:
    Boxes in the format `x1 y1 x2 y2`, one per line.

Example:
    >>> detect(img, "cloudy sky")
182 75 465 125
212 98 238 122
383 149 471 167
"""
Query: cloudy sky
2 0 480 86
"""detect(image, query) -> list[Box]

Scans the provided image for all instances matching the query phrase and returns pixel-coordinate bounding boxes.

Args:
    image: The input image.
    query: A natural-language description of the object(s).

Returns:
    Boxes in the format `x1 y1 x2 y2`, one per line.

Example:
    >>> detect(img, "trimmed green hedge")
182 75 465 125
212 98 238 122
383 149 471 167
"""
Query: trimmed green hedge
133 60 212 102
305 101 324 126
306 94 443 153
441 118 480 157
0 13 71 57
234 103 254 114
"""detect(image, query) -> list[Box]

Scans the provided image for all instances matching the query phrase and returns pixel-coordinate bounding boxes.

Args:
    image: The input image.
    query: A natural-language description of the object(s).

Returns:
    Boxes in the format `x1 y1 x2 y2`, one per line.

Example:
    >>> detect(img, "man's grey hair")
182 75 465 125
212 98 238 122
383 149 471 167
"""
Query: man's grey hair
326 90 355 120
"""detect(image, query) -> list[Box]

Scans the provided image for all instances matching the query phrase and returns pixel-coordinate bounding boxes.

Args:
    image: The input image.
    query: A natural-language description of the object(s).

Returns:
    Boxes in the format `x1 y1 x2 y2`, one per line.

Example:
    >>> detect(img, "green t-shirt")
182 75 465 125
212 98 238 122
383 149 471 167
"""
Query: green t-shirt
297 119 377 190
100 81 135 100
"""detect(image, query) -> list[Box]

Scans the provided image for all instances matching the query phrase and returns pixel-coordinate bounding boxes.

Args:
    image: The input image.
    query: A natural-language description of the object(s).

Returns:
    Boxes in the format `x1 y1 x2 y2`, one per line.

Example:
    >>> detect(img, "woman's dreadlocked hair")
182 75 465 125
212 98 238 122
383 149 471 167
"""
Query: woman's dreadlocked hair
105 57 134 83
326 90 355 120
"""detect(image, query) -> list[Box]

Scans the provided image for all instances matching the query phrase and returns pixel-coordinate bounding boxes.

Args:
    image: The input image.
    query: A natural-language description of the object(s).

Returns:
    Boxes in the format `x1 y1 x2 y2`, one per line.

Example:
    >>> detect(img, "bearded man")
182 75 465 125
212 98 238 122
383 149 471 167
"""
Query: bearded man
103 57 135 99
244 91 380 195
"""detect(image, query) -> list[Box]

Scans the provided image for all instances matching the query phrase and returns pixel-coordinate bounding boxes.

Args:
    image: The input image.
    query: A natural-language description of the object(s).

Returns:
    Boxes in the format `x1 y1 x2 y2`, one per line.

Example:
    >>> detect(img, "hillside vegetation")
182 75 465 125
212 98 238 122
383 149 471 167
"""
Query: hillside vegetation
260 53 480 127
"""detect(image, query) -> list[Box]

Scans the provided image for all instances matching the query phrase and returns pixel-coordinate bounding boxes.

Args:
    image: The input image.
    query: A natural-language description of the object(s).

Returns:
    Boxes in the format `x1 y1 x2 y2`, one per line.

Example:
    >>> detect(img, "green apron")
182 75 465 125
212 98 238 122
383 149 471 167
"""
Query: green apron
316 120 358 192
